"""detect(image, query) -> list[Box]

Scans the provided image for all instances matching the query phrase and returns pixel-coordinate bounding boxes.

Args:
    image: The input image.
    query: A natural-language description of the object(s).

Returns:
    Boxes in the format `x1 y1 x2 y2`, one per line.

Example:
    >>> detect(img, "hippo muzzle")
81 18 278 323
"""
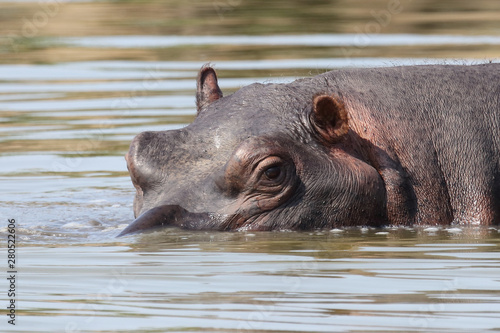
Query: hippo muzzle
117 205 211 236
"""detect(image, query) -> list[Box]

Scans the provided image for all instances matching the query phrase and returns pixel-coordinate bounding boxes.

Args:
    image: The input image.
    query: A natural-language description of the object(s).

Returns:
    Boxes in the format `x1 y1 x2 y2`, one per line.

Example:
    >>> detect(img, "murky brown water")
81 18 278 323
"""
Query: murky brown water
1 0 500 332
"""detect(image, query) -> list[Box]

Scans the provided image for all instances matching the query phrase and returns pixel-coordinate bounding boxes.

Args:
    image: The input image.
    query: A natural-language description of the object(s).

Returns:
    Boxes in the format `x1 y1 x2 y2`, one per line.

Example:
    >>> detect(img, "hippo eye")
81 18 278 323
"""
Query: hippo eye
256 156 286 186
264 166 281 180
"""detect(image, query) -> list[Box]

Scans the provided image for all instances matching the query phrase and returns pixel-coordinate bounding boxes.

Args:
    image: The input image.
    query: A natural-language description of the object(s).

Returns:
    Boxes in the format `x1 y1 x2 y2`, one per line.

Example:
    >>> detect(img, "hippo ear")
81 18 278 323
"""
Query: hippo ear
196 65 223 114
310 94 349 144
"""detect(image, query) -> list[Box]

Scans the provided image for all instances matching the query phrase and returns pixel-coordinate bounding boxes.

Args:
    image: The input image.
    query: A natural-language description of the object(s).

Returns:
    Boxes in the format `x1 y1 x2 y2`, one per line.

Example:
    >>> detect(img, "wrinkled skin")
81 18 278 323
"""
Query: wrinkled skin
118 63 500 236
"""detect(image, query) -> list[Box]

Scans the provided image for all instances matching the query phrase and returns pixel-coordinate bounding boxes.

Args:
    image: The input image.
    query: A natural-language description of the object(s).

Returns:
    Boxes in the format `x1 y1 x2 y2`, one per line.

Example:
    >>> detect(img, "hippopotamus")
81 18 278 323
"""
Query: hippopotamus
118 63 500 236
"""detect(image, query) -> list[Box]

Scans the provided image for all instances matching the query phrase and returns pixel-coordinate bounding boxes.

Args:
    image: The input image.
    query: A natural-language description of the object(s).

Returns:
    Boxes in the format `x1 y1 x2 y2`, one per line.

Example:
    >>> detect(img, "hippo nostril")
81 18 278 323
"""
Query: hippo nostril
125 151 140 186
126 131 165 187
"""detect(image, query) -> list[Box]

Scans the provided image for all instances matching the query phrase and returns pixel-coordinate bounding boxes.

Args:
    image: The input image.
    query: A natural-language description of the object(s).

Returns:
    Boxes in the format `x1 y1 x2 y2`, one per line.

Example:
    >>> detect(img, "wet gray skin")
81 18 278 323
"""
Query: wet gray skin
118 64 500 236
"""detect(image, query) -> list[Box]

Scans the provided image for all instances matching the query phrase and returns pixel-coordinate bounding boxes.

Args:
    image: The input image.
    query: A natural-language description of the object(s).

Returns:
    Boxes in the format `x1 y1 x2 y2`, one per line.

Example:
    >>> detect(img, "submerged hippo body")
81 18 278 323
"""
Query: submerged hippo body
119 63 500 236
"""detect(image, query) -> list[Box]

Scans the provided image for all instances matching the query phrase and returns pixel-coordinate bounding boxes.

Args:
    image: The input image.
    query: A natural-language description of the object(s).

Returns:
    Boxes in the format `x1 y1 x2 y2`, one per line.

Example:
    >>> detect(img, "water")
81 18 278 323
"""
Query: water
14 229 500 332
1 0 500 331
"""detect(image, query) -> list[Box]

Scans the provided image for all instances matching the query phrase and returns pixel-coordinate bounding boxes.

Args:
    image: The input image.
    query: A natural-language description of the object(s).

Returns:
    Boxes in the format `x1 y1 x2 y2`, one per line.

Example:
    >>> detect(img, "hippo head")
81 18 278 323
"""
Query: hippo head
118 66 386 236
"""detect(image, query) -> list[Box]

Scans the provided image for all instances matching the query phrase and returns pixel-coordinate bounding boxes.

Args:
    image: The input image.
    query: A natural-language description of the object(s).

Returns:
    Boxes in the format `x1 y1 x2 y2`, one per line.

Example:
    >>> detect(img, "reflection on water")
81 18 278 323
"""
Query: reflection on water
1 0 500 331
61 34 500 48
17 229 500 332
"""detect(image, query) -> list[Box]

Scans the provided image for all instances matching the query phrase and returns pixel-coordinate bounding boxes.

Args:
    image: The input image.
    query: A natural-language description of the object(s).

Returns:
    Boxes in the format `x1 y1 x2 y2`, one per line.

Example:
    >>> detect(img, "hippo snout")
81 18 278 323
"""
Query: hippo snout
117 205 211 237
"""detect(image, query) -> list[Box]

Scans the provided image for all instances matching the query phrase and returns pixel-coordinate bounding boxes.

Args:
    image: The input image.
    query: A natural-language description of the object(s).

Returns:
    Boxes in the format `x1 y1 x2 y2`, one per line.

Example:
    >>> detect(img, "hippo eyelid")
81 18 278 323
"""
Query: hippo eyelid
252 156 285 179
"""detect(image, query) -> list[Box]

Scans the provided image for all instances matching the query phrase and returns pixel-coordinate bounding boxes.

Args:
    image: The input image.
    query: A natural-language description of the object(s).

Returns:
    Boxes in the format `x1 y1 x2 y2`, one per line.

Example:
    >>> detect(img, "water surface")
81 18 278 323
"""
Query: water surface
1 0 500 331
